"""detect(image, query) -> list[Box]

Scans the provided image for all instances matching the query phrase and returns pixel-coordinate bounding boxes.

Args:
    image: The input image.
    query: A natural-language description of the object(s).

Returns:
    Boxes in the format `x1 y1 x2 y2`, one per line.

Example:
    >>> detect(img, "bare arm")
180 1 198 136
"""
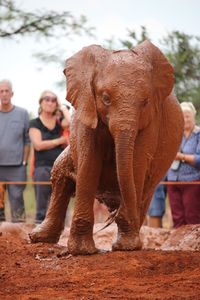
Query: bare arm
176 152 195 165
23 144 30 163
60 105 71 128
29 128 67 151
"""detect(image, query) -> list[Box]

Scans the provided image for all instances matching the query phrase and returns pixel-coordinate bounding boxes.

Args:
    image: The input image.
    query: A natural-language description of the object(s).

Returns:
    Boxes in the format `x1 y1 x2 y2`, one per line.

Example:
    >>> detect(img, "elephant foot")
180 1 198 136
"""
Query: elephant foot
67 233 98 256
112 233 142 251
29 220 62 244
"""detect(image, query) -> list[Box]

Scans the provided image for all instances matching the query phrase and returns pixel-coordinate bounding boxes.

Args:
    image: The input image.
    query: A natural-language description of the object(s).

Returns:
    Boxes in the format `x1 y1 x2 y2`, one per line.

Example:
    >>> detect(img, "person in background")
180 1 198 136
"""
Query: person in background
29 104 71 179
0 99 6 221
0 79 30 222
55 104 71 146
147 179 167 228
167 101 200 228
29 90 70 224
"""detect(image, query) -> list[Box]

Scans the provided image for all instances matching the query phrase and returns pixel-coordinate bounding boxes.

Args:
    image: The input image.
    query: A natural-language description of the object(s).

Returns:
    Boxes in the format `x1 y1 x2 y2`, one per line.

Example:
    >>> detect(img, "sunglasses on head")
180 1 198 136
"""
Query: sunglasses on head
42 96 57 103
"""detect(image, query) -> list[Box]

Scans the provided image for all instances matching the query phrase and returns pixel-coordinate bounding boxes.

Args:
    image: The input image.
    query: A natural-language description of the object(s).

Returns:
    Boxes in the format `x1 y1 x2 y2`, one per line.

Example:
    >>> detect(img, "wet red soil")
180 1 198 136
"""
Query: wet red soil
0 224 200 300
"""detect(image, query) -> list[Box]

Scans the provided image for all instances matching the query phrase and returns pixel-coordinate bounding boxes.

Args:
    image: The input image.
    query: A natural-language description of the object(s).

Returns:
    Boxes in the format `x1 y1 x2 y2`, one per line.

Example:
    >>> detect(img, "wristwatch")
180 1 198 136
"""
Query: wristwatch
22 161 28 166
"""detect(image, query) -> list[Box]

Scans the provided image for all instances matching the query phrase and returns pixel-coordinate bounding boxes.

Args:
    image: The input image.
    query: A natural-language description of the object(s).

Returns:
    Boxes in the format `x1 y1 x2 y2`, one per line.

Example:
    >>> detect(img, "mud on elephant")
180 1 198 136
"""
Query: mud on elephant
29 40 183 255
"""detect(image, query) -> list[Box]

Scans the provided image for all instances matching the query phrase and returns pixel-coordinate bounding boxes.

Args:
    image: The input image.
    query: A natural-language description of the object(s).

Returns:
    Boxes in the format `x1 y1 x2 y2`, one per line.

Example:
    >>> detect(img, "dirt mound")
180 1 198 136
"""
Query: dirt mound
0 222 200 299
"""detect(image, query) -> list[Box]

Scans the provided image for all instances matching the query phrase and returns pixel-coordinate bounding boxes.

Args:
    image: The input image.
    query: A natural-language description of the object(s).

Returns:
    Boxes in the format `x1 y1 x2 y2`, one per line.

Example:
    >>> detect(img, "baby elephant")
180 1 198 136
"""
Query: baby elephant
29 41 183 255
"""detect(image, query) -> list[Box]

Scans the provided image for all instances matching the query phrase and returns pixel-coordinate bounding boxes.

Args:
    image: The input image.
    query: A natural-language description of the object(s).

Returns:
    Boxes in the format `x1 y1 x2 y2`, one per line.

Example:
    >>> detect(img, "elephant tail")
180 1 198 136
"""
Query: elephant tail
93 206 121 234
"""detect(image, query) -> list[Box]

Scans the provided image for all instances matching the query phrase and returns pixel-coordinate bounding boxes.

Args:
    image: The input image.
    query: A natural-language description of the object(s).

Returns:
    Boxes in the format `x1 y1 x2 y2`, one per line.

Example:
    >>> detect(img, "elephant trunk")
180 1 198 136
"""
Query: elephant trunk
114 127 140 232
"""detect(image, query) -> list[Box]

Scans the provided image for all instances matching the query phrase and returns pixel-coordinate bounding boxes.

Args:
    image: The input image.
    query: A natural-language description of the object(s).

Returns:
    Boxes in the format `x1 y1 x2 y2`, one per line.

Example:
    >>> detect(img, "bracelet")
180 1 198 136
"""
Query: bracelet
182 154 185 162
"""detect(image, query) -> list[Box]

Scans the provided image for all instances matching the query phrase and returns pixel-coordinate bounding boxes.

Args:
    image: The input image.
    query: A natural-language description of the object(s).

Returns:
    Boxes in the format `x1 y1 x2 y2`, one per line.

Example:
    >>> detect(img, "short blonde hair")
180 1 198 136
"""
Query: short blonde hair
180 101 196 115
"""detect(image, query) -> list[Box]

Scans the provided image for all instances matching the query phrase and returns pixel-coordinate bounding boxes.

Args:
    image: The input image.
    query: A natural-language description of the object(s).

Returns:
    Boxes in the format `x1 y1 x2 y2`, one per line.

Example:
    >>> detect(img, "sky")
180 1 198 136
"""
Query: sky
0 0 200 116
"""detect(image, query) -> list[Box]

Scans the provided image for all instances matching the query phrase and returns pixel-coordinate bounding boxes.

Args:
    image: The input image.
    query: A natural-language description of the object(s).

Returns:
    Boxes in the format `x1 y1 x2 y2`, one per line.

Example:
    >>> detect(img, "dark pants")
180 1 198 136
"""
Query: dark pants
167 183 200 228
147 183 166 217
0 166 26 222
34 166 52 223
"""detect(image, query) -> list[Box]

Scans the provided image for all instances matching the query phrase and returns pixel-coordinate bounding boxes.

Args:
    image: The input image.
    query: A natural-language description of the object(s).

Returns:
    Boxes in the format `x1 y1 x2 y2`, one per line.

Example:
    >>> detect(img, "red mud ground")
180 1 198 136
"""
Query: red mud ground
0 222 200 300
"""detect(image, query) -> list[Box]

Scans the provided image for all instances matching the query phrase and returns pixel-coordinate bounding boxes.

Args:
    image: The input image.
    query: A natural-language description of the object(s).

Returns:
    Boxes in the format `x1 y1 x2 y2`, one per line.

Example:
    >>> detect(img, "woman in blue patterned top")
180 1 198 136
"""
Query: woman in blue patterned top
167 102 200 228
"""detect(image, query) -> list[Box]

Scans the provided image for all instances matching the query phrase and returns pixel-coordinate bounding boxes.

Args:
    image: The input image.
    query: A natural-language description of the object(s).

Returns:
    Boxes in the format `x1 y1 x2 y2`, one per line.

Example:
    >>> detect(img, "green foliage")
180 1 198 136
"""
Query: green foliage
161 32 200 107
117 27 200 119
120 26 150 49
0 0 94 39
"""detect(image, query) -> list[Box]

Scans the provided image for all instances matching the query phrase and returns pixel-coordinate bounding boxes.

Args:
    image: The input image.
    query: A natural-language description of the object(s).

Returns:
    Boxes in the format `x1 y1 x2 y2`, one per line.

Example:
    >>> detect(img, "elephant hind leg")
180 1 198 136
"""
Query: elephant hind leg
29 176 75 244
29 148 76 244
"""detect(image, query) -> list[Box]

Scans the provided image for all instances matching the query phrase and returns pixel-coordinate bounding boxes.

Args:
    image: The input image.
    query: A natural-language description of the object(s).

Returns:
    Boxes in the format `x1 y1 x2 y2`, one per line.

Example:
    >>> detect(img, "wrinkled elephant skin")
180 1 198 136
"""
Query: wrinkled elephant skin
29 41 184 255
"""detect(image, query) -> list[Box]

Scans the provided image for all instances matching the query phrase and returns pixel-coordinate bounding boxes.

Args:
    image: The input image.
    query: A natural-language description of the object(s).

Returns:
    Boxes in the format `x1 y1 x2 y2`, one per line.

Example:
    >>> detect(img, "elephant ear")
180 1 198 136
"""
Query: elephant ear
64 45 107 129
133 40 174 100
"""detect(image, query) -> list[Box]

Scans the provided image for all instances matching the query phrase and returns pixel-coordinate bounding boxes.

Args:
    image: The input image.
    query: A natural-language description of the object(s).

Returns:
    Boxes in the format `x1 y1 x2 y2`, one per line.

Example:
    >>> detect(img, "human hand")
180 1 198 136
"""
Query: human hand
175 152 185 161
60 135 68 144
52 136 68 147
59 104 71 126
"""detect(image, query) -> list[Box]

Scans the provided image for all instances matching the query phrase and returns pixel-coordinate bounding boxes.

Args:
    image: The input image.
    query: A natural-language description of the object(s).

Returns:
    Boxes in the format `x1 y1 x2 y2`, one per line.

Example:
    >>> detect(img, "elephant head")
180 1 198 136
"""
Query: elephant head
63 41 174 229
64 41 174 128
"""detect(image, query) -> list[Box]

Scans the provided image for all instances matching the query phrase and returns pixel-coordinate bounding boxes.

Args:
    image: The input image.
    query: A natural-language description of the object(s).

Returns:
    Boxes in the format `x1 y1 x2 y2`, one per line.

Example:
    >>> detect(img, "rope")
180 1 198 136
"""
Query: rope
0 181 51 185
160 181 200 185
0 181 200 185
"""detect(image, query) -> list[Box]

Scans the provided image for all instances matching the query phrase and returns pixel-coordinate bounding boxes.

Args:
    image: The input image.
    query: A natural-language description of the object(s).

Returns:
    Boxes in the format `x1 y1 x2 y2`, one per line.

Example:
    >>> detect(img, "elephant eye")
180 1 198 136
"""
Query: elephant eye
102 93 111 106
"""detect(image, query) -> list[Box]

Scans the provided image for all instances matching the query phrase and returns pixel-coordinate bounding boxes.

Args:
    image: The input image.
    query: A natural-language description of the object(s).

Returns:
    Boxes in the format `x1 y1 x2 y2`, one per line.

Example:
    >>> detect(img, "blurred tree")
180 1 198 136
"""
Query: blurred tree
0 0 94 39
103 26 150 50
0 0 94 96
117 28 200 116
161 31 200 110
120 26 150 49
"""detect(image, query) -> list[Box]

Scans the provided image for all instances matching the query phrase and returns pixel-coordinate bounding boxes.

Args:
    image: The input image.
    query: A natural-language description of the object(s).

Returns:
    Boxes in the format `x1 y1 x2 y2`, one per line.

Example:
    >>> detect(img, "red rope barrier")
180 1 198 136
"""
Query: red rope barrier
0 181 51 185
160 181 200 185
0 181 200 185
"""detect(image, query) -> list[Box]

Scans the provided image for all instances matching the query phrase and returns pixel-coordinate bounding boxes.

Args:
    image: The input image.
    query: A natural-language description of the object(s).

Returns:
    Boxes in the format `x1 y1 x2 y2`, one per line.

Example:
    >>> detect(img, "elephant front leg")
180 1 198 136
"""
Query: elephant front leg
112 208 142 251
68 162 101 255
68 214 97 255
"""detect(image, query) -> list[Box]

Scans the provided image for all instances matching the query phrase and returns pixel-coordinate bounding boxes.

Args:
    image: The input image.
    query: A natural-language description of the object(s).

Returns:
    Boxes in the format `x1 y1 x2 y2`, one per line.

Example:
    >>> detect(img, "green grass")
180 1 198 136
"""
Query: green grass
24 183 36 221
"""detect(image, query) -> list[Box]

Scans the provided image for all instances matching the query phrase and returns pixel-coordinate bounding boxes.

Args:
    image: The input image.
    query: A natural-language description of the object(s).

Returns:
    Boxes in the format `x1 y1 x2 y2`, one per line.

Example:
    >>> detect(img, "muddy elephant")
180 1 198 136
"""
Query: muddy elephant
29 40 183 255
